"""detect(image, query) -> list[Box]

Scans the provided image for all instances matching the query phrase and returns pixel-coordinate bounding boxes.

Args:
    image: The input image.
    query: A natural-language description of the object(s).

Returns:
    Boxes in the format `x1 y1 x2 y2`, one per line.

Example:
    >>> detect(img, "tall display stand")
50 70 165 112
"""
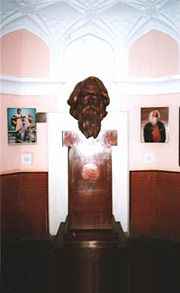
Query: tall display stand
53 130 128 293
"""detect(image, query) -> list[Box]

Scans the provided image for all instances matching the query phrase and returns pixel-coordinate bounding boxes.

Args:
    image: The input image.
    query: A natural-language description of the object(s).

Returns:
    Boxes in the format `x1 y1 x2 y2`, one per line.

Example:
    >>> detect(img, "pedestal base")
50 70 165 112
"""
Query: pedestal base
53 217 128 293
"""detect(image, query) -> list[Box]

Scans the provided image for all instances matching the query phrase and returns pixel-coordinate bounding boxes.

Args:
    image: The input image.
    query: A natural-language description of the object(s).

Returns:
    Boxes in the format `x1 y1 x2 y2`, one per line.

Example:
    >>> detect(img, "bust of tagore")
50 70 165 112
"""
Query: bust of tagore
67 76 110 139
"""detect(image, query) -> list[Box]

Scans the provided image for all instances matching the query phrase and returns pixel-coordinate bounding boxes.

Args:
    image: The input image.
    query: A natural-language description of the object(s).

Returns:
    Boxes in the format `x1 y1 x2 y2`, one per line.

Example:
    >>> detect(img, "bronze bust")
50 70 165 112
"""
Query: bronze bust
67 76 110 138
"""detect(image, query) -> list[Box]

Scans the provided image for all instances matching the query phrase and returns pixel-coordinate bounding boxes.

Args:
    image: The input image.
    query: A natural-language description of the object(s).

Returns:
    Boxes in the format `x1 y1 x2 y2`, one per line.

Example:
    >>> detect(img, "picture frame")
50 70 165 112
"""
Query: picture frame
36 112 47 123
7 108 37 145
141 107 169 143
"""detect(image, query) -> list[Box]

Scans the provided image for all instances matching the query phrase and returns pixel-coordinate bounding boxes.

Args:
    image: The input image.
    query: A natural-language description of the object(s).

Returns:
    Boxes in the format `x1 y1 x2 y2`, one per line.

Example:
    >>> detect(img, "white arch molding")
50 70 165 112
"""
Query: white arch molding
126 24 180 50
1 0 180 94
63 34 115 84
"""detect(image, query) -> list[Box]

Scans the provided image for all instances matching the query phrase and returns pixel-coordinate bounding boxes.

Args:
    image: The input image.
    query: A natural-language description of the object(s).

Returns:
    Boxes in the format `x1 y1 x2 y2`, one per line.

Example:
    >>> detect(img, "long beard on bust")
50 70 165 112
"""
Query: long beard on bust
78 113 101 139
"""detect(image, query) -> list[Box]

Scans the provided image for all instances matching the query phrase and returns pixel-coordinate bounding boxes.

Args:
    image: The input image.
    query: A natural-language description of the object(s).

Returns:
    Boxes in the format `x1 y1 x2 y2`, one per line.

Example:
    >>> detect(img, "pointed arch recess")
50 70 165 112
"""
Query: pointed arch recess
0 29 50 77
128 30 179 78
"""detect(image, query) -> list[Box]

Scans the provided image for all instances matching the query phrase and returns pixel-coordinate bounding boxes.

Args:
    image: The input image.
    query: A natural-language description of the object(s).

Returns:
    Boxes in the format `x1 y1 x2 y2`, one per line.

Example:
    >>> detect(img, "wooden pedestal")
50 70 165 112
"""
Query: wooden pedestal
63 130 117 230
53 217 128 293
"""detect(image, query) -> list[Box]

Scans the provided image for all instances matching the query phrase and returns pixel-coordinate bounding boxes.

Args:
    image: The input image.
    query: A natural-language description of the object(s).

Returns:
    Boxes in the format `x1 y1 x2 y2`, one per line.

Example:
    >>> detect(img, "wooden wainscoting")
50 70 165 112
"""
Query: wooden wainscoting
1 172 48 243
130 170 180 241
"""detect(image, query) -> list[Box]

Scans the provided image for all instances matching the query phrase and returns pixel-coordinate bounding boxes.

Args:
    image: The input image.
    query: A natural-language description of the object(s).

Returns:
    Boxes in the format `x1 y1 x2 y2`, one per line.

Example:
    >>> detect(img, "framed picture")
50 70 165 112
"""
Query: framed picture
7 108 37 145
36 112 47 123
141 107 169 143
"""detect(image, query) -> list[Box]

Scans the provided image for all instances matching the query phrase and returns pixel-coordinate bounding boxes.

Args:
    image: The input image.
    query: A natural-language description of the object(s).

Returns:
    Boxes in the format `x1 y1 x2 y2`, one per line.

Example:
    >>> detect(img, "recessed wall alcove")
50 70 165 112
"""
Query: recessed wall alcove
0 29 50 77
63 34 114 84
128 30 179 78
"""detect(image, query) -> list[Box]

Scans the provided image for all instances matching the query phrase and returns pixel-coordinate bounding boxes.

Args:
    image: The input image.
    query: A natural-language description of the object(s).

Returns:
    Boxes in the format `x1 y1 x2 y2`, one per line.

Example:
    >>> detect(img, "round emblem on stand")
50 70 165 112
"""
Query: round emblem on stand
81 163 100 181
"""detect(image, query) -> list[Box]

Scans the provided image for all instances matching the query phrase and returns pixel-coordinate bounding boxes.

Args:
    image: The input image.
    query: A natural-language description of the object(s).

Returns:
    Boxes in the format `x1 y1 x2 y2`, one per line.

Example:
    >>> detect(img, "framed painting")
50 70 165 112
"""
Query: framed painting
7 108 37 145
141 107 169 143
36 112 47 123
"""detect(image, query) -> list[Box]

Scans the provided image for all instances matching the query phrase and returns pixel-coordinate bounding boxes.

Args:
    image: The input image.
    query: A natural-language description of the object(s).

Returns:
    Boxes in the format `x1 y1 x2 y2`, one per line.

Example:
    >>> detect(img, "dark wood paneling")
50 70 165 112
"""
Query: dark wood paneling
130 171 180 241
1 173 21 241
1 172 48 243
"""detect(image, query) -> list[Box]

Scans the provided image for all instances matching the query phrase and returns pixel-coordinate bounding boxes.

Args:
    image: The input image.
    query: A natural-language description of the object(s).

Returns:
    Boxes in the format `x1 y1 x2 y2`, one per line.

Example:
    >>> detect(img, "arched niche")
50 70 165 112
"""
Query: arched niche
128 30 179 78
63 34 114 83
0 29 50 77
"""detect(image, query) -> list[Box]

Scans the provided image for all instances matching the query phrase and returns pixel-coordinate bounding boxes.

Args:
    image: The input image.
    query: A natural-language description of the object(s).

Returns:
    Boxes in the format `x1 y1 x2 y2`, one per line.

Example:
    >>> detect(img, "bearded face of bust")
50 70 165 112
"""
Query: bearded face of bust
78 112 101 139
67 77 110 139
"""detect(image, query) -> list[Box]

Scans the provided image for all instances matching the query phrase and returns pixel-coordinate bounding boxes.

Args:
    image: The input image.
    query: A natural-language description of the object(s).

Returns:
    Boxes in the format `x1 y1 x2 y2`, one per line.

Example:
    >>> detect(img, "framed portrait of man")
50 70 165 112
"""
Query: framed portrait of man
7 108 37 145
141 107 169 143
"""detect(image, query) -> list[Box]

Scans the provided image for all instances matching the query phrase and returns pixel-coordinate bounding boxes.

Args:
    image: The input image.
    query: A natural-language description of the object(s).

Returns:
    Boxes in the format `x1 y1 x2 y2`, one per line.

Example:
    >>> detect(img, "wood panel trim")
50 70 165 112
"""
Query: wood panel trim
1 172 49 243
130 170 180 241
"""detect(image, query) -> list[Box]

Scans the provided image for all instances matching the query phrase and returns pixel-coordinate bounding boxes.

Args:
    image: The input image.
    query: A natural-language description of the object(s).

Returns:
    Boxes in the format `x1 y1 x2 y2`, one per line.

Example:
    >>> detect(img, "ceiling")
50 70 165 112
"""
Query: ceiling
1 0 180 47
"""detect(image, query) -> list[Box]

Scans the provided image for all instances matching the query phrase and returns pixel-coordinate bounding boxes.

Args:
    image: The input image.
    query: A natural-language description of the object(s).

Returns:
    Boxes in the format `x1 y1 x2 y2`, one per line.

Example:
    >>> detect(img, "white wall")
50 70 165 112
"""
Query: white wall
48 112 129 235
